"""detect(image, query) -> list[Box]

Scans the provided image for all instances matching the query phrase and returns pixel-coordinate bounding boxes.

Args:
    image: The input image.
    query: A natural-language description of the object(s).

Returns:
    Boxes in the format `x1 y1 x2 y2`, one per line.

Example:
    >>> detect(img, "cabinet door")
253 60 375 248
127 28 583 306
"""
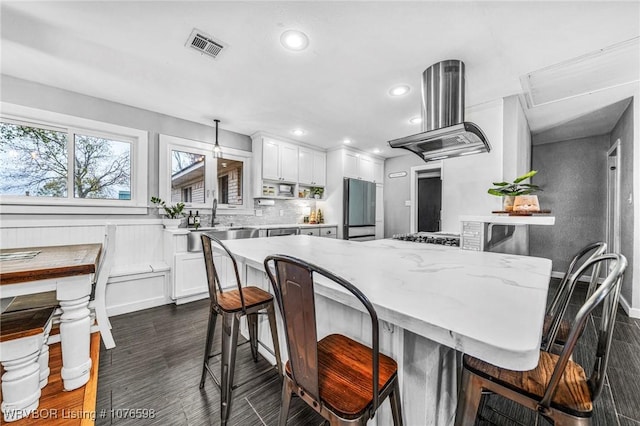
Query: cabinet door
343 151 359 178
359 156 375 182
262 139 280 181
312 151 326 186
173 253 208 299
373 160 384 184
280 143 299 182
298 148 314 185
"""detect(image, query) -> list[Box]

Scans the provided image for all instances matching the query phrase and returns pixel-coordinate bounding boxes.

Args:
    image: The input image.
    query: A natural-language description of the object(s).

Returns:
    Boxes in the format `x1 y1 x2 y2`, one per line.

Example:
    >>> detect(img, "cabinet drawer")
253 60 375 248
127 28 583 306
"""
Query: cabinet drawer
300 227 320 236
320 226 338 238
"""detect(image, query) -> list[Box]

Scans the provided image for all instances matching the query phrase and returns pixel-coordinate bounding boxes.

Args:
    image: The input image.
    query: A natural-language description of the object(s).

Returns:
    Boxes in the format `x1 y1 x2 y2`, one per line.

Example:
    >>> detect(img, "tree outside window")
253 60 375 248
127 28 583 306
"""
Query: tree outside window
0 121 131 200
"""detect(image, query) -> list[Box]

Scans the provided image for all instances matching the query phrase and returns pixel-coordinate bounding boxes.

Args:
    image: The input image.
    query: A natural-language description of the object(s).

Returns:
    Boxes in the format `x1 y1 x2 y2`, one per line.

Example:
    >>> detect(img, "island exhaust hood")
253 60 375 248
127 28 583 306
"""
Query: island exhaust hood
388 60 490 162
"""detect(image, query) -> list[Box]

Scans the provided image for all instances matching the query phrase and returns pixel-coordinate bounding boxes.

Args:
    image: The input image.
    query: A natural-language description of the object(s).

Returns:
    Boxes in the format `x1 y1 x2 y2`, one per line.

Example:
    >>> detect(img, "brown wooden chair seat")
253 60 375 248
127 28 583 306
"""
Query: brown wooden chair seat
199 234 282 426
265 254 403 426
463 351 591 417
542 314 571 345
283 333 399 419
455 253 627 426
215 286 274 312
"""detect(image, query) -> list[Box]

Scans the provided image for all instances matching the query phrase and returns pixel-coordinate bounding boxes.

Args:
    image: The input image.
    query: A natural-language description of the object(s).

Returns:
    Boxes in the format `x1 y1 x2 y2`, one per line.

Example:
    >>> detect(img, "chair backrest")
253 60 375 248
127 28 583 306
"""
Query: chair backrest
264 254 381 419
94 224 116 300
542 242 606 351
200 234 245 311
541 253 627 408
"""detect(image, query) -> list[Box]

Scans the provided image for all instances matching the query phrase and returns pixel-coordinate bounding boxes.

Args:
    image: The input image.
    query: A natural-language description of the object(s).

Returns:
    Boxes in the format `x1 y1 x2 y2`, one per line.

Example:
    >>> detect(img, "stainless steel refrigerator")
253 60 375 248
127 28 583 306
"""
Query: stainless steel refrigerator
343 178 376 241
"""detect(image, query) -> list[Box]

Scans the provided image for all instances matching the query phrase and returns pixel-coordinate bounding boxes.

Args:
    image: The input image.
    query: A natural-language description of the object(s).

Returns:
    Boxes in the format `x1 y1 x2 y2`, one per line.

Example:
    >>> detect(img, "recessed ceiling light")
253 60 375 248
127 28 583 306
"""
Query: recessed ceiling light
389 85 410 97
373 148 381 154
343 138 352 144
280 30 309 51
409 116 423 125
291 128 306 136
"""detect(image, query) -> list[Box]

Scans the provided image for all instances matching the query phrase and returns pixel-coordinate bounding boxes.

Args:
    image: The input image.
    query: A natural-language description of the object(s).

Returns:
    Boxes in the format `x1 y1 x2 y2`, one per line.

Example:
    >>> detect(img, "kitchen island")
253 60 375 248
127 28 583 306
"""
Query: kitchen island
223 235 552 425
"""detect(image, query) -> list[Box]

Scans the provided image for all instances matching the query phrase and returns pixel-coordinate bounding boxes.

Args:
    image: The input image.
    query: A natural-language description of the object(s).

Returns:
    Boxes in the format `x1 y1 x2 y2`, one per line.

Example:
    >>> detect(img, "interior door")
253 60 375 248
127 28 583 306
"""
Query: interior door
418 177 442 232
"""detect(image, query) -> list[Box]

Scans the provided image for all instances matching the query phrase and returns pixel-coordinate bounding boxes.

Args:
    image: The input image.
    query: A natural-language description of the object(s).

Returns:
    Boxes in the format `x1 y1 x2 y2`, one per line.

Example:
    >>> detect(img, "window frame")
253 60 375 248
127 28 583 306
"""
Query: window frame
0 102 148 214
159 134 253 215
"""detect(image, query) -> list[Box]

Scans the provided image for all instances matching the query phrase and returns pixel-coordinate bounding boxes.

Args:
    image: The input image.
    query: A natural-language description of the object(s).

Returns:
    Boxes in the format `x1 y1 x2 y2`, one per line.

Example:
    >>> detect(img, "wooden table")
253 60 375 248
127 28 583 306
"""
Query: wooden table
1 244 101 391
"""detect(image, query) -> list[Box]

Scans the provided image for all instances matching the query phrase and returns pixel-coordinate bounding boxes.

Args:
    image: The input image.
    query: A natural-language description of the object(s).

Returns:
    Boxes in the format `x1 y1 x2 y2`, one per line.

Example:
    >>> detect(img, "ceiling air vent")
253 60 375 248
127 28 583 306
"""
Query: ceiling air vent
186 28 226 59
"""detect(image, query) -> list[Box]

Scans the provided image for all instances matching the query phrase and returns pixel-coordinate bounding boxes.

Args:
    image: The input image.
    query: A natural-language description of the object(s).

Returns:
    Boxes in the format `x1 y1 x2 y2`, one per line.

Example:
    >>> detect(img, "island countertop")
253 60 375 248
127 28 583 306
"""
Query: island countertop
224 235 552 371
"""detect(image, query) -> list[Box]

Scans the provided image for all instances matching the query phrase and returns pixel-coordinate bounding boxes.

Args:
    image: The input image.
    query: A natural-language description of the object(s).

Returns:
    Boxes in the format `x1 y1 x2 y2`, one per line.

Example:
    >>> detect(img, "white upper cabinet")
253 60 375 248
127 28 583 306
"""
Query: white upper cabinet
343 150 382 183
260 137 298 182
299 147 326 186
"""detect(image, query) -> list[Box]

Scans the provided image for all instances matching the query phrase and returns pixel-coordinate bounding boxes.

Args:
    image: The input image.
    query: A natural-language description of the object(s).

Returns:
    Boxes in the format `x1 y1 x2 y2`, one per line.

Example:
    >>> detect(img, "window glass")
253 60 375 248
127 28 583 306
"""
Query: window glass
74 134 131 199
171 149 205 204
217 158 243 205
0 121 68 197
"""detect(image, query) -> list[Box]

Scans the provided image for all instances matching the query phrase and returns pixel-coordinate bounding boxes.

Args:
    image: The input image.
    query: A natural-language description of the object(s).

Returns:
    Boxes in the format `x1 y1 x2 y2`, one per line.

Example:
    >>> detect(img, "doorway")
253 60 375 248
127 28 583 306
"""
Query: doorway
417 175 442 232
607 140 621 253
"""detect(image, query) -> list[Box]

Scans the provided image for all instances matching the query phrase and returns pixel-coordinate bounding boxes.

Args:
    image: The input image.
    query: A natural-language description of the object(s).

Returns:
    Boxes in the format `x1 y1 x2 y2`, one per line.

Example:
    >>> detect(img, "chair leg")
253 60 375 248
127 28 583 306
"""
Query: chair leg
200 309 217 389
278 375 294 426
454 368 483 426
247 312 259 362
94 300 116 349
389 378 403 426
266 303 283 377
220 312 240 426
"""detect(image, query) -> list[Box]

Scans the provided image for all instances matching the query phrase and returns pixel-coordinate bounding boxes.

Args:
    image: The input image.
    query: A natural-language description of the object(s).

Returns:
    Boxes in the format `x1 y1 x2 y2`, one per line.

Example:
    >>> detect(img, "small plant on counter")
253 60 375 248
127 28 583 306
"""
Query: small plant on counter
487 170 541 196
150 196 185 218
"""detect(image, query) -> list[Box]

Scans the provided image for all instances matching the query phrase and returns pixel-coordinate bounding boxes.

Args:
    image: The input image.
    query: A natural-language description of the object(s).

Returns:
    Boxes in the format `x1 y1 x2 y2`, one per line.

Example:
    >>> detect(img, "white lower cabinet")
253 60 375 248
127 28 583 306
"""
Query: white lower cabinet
300 225 337 238
173 253 207 301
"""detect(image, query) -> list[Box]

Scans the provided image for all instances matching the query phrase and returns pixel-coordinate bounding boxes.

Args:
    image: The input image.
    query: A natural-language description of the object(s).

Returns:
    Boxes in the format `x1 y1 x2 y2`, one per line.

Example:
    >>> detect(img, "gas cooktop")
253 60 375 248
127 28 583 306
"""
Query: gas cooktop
392 232 461 247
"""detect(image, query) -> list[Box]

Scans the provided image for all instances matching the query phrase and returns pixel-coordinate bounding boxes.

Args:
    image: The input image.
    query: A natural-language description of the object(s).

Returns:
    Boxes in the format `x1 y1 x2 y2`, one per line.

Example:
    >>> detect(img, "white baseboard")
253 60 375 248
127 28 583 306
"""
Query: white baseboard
619 295 640 319
174 292 209 305
107 296 170 317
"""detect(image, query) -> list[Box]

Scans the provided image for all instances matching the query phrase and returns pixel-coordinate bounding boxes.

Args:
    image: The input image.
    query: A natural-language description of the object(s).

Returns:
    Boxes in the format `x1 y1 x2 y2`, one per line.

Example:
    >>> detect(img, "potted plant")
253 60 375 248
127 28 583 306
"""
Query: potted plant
488 170 541 212
310 186 324 199
151 196 185 228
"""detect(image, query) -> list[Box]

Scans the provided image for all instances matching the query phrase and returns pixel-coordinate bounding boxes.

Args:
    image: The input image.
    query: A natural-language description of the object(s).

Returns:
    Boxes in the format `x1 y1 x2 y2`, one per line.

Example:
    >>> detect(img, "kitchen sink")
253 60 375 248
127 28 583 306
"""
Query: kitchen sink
187 227 259 252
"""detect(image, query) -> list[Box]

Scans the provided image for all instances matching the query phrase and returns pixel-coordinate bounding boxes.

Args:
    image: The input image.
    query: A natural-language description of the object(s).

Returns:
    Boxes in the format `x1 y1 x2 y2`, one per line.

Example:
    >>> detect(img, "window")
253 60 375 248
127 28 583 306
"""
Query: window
159 134 252 215
0 103 148 214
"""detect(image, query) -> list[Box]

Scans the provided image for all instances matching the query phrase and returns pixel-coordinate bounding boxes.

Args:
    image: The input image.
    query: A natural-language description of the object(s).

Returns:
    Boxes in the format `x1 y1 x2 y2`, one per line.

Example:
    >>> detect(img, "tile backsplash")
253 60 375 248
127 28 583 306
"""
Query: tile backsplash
189 199 321 227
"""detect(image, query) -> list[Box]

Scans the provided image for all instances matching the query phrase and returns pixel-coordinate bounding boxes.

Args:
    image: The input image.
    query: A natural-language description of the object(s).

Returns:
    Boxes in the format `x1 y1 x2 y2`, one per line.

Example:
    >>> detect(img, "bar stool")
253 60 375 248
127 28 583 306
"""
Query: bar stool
542 241 606 351
1 306 55 422
455 253 627 426
199 234 282 426
264 254 403 426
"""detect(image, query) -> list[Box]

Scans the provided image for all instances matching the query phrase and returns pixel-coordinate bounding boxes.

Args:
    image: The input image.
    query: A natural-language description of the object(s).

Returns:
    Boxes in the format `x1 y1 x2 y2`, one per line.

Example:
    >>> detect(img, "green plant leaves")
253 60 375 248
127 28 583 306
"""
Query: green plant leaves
512 170 537 184
488 170 540 197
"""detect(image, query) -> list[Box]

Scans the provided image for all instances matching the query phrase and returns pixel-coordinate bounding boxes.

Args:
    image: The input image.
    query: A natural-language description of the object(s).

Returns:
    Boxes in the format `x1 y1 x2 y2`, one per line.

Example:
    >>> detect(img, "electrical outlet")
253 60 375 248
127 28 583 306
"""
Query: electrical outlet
628 193 633 205
405 200 411 207
255 209 263 217
279 210 284 216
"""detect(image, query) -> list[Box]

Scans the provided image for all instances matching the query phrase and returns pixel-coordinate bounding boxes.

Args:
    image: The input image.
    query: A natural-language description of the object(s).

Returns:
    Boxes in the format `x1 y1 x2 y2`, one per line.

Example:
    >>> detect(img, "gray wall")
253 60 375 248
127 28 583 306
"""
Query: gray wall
610 100 634 304
383 154 423 237
0 75 251 218
530 135 610 273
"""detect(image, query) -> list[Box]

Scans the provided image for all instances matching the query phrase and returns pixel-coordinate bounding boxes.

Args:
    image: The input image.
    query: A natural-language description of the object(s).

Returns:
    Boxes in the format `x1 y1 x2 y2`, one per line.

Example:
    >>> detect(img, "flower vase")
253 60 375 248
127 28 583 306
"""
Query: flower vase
162 218 182 229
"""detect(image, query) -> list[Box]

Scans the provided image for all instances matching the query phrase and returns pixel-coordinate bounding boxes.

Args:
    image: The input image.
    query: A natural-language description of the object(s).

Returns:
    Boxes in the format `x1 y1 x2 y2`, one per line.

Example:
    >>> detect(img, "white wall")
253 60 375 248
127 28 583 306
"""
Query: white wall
440 99 504 231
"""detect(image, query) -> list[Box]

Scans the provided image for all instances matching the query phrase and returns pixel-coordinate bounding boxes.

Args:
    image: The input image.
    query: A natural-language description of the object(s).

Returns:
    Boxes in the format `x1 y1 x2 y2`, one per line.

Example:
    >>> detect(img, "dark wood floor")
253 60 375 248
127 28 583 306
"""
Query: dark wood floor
96 279 640 425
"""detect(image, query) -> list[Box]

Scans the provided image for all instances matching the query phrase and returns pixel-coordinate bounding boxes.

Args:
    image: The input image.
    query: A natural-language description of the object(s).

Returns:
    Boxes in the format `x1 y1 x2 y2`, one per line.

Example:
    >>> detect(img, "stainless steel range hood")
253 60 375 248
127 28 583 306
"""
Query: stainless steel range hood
388 60 490 161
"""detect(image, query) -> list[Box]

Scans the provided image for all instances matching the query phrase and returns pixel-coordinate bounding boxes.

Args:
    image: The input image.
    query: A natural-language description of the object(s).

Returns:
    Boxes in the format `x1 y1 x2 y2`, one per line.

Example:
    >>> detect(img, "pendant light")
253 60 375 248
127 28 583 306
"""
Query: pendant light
213 119 222 158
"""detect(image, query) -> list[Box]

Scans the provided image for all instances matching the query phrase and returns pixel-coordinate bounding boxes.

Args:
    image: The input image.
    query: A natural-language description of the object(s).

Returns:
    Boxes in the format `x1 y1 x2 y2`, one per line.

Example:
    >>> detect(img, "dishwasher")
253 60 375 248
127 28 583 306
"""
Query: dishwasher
266 227 300 237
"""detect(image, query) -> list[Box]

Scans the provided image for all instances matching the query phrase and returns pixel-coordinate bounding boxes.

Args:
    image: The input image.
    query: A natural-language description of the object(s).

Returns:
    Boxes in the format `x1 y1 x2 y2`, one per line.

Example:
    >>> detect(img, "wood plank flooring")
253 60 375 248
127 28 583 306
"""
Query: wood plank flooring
1 332 101 426
95 279 640 425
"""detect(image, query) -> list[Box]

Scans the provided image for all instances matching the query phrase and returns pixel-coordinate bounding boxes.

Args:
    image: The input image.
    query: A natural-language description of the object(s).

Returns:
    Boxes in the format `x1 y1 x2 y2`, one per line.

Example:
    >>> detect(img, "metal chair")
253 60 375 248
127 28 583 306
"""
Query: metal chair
264 254 403 426
455 253 627 426
199 234 282 426
542 242 606 351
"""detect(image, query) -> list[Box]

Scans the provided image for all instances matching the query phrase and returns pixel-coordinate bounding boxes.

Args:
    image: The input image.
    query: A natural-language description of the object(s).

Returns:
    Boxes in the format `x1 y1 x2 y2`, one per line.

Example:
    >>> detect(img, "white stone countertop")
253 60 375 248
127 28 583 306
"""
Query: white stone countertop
224 235 552 371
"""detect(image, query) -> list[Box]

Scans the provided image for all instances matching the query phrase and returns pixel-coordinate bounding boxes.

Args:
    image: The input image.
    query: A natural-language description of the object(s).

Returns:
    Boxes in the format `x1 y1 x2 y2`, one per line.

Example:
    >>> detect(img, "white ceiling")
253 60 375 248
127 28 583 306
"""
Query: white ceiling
1 1 639 157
